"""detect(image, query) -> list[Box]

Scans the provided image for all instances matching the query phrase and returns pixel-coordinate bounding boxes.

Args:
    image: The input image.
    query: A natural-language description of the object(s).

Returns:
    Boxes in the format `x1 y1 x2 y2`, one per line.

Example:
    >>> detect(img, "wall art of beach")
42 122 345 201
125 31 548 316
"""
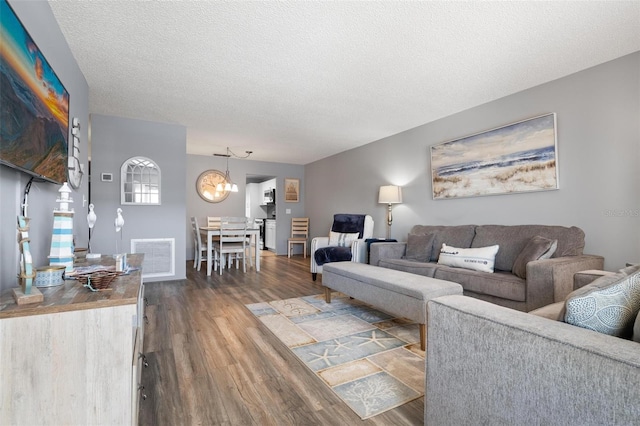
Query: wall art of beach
431 113 558 200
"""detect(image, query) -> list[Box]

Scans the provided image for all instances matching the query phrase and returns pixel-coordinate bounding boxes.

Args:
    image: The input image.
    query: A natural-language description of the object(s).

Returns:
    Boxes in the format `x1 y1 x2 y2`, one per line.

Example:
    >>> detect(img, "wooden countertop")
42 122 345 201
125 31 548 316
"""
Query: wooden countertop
0 254 143 319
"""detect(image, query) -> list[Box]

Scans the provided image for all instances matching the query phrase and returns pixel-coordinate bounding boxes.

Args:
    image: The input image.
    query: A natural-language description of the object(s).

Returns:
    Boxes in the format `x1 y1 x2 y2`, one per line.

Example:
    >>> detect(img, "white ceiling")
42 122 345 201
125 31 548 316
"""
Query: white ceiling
48 1 640 165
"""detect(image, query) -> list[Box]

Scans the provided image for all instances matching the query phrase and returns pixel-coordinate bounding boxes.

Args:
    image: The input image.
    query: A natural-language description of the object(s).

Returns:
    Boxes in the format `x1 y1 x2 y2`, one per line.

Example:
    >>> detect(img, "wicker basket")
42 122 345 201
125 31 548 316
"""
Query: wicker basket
77 271 121 290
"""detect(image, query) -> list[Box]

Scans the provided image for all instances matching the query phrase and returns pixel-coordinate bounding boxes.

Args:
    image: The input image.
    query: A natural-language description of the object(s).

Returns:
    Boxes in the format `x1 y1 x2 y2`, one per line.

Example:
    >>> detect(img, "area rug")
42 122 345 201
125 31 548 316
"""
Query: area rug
245 293 424 419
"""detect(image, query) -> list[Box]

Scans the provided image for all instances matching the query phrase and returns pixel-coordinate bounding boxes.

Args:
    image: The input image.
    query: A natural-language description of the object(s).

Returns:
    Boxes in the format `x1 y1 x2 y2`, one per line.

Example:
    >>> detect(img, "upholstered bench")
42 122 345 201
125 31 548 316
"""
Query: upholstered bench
322 262 463 350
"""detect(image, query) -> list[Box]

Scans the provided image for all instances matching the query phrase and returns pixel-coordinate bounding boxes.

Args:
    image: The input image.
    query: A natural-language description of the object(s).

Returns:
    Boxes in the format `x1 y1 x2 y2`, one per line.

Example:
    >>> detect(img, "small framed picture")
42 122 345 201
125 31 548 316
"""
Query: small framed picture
284 178 300 202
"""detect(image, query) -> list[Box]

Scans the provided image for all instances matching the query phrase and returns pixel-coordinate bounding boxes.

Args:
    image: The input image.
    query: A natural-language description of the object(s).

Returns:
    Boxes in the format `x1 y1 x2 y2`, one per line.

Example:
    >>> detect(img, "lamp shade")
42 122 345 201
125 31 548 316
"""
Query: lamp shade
378 185 403 204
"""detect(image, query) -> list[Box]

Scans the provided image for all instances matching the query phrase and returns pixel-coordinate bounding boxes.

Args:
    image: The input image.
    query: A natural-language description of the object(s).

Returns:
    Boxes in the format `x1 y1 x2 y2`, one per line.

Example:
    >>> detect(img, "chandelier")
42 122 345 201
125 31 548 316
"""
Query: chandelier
214 147 253 193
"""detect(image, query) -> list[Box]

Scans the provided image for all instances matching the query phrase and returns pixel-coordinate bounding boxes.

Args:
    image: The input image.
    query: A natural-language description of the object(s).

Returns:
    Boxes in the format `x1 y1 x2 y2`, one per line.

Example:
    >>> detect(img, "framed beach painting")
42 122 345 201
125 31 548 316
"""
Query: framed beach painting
430 113 558 200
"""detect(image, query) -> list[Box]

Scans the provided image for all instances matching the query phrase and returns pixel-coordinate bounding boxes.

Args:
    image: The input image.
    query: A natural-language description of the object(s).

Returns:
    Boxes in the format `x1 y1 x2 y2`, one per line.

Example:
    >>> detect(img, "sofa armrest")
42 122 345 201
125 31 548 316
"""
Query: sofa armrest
311 236 330 252
526 254 604 305
573 269 615 290
310 237 329 272
426 295 640 426
351 239 368 264
369 242 407 266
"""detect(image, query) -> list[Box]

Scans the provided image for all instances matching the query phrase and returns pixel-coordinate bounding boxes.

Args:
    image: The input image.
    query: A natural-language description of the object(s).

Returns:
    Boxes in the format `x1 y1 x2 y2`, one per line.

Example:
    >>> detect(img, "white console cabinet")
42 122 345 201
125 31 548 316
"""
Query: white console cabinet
0 254 145 425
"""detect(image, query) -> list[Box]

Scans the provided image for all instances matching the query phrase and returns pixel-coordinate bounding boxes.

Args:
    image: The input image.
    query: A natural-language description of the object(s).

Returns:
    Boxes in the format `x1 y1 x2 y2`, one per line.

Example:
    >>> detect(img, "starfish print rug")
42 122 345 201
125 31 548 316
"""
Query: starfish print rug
245 293 424 419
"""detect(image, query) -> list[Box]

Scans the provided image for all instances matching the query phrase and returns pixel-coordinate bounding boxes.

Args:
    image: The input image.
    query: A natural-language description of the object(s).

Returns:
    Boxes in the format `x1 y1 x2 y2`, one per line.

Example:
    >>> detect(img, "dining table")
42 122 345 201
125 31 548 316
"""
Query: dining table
199 226 261 276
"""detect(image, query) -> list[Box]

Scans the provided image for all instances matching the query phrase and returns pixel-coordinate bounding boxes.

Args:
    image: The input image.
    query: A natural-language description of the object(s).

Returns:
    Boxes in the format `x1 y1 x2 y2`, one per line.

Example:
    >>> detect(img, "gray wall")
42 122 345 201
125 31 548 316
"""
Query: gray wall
0 0 89 292
306 52 640 271
186 154 305 257
90 114 187 282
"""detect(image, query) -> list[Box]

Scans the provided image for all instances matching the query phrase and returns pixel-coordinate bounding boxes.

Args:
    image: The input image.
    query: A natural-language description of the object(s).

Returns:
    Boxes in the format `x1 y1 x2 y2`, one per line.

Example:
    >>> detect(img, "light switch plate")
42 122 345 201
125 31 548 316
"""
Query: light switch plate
286 209 291 214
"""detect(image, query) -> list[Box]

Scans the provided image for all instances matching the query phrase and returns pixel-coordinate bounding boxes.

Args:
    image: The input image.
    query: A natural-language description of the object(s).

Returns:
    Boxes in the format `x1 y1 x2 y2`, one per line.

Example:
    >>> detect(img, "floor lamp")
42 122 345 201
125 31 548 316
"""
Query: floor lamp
378 185 403 239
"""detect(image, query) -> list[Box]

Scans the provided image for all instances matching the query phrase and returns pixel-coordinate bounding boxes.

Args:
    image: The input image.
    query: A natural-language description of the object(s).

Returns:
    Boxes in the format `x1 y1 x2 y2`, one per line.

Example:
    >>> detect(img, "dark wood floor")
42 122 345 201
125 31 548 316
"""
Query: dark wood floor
139 253 424 425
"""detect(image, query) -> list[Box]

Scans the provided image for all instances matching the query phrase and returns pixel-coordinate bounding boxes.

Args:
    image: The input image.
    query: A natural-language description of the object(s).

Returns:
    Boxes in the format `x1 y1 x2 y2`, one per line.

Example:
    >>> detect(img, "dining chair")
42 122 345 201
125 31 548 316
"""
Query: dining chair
207 216 230 265
213 217 248 275
288 217 309 258
190 216 209 271
207 216 221 227
244 217 262 268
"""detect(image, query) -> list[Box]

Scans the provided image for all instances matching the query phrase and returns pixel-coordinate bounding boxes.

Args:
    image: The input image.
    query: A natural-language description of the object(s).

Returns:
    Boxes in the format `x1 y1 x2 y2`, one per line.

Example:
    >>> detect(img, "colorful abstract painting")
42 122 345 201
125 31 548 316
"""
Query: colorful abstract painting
431 113 558 200
0 0 69 184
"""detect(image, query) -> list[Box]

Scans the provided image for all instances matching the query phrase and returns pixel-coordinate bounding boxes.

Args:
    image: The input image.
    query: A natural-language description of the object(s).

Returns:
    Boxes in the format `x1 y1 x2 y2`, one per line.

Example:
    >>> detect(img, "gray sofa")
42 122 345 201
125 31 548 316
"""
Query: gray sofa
425 294 640 425
369 224 604 312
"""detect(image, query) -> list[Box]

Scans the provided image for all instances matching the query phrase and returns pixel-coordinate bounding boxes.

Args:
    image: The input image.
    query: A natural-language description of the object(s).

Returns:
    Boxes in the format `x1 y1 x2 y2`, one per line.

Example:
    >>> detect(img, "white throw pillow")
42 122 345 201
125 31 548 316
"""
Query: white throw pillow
329 231 360 247
437 243 500 273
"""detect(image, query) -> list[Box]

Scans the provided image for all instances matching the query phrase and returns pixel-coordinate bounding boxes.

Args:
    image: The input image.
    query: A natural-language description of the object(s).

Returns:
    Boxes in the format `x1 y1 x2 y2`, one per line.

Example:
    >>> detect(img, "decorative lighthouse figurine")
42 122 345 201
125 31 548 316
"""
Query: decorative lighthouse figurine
49 182 75 272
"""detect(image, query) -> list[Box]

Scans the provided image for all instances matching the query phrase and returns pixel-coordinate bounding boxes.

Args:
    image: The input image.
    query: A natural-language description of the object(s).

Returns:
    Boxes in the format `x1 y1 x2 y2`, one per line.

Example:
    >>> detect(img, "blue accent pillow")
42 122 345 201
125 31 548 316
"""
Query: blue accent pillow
564 268 640 338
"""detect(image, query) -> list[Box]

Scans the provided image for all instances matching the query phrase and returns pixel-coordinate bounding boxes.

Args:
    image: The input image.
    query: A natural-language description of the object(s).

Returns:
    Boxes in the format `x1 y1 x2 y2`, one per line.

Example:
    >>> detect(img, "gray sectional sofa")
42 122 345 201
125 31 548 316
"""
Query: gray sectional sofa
425 294 640 425
369 224 604 312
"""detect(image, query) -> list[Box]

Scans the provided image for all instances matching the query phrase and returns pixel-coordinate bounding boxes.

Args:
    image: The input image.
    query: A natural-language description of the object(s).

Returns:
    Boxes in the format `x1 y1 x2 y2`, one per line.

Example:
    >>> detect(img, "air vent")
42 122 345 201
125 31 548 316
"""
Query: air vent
130 238 175 278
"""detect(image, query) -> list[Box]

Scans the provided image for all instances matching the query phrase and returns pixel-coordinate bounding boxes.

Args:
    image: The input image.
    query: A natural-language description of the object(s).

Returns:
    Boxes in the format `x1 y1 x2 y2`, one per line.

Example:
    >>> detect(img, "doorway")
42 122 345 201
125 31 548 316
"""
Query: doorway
246 175 277 251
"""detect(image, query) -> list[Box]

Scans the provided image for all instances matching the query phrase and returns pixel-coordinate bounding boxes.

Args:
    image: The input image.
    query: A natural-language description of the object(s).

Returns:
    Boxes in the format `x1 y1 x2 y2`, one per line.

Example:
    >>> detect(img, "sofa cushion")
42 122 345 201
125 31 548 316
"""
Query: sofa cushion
529 301 564 321
574 269 616 290
472 225 585 272
403 233 435 262
410 225 476 262
438 244 499 273
329 231 359 247
434 266 526 302
378 258 438 278
564 269 640 338
511 236 558 279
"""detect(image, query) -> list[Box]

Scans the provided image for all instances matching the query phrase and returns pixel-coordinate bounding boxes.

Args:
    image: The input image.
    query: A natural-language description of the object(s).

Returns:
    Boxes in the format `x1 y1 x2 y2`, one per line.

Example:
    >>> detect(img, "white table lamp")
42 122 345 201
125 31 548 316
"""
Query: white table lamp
378 185 403 239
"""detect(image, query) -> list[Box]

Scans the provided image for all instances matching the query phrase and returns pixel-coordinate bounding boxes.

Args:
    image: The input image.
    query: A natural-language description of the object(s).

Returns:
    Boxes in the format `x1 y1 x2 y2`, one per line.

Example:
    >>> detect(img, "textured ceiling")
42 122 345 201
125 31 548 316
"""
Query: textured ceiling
48 1 640 165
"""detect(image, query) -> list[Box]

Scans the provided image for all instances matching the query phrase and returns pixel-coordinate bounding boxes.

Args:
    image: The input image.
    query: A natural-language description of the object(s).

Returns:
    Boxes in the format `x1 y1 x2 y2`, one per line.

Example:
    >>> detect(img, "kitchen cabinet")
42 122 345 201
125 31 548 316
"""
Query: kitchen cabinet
265 219 276 250
0 254 146 425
